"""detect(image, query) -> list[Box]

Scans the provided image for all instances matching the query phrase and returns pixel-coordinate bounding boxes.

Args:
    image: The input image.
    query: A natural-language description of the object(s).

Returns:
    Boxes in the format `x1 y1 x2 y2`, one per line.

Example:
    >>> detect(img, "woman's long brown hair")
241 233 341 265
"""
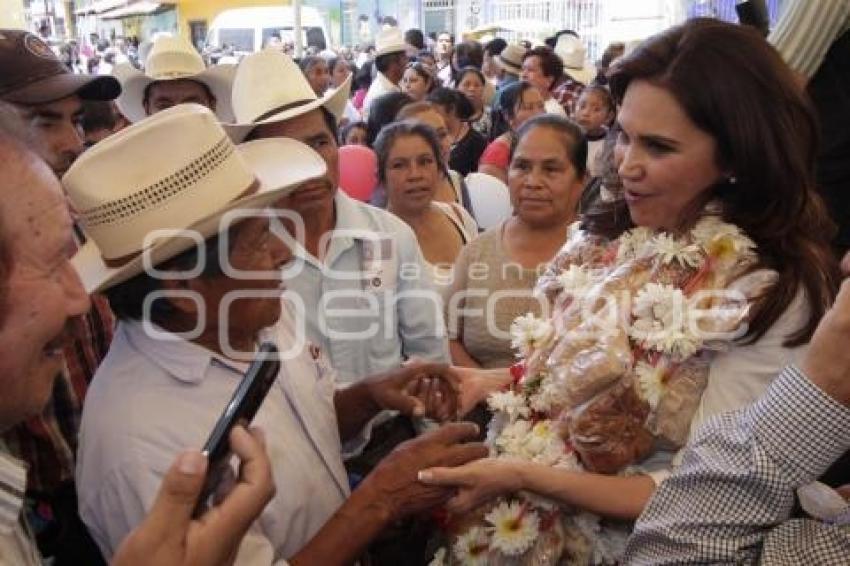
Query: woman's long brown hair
585 18 839 346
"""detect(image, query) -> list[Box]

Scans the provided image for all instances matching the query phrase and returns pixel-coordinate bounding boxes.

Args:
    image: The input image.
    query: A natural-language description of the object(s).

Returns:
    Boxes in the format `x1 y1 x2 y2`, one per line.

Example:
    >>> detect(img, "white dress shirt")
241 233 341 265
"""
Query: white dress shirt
77 309 349 564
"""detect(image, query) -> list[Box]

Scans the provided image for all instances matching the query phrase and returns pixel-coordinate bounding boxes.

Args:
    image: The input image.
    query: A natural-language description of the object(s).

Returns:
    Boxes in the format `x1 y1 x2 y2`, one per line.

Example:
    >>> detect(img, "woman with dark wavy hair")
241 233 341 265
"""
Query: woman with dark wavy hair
418 18 839 564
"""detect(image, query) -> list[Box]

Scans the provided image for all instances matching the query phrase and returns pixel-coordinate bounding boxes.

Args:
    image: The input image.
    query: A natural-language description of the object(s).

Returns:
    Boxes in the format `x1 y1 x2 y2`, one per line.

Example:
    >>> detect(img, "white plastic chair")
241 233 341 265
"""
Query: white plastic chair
465 172 513 230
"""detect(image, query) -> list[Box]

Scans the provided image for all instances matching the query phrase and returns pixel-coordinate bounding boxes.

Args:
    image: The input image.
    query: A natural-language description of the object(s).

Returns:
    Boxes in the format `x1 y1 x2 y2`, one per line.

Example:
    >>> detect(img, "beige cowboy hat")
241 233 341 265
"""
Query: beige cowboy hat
374 26 410 58
554 34 596 85
113 35 236 123
495 44 527 76
66 104 326 293
223 48 351 143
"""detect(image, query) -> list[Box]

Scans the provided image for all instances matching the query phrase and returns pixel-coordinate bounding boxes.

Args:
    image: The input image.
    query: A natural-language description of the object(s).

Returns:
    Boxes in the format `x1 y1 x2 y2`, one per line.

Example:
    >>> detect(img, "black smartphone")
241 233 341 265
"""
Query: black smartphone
193 342 280 518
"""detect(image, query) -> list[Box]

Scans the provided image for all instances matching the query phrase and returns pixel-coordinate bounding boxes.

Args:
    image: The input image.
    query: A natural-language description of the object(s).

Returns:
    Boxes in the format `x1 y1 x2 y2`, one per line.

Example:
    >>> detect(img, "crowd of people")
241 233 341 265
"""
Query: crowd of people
0 1 849 564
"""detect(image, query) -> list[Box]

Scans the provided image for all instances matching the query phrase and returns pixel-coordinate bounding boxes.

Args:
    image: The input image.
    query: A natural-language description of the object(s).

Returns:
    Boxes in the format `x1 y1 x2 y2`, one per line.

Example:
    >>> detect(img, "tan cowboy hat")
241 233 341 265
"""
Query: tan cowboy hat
374 27 410 58
223 48 351 143
66 104 326 293
495 44 527 76
554 34 596 85
113 35 236 123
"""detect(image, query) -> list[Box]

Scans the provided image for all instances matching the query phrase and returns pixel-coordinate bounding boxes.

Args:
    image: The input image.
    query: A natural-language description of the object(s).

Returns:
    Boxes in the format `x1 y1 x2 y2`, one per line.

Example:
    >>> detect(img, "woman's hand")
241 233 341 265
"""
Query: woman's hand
112 426 274 566
417 457 523 514
367 362 461 421
452 366 512 417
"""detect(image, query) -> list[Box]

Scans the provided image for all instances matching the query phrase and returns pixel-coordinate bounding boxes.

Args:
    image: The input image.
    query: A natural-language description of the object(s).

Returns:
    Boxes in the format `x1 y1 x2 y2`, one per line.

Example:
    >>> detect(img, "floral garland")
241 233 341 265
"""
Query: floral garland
433 210 769 565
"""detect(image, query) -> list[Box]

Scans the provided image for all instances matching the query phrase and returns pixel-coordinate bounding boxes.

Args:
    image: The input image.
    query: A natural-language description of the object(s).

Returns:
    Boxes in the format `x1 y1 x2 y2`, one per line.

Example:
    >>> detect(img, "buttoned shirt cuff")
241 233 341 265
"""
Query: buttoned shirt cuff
751 365 850 483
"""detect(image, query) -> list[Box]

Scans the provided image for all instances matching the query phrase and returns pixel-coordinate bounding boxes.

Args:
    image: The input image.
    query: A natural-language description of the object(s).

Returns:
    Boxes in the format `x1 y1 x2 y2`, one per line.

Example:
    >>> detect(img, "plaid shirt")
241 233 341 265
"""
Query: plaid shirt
2 295 113 494
552 77 585 117
625 366 850 564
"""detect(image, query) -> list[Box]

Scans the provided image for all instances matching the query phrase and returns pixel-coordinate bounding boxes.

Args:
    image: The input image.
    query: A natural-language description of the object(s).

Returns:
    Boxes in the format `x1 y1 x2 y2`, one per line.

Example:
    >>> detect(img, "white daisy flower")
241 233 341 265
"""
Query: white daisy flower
528 378 567 414
494 419 532 457
616 226 654 261
452 526 490 565
487 390 531 422
526 421 570 466
556 264 594 294
651 233 704 268
634 360 667 409
631 283 702 359
510 313 554 357
485 500 540 556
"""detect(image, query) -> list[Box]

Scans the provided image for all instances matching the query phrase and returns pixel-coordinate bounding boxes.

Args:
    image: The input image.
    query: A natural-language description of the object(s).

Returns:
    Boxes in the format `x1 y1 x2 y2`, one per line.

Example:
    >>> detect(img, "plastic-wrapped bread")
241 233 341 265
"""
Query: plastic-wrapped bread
646 357 711 448
567 380 653 474
549 328 633 411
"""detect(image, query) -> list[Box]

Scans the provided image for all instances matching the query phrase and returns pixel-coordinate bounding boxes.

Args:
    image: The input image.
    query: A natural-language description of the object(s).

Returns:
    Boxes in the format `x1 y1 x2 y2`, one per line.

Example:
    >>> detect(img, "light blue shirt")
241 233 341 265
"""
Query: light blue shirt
77 313 348 564
282 191 450 385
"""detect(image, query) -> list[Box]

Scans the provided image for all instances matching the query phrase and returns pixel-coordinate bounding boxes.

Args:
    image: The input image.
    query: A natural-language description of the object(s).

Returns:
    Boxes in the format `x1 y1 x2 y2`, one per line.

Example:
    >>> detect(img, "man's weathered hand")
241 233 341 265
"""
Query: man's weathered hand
359 422 487 521
112 426 275 566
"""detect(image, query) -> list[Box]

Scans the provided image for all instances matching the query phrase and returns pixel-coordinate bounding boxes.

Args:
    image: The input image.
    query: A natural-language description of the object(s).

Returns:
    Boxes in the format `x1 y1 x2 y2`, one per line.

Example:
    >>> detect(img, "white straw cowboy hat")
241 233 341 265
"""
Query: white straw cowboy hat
65 104 326 293
224 48 351 143
374 27 410 58
554 34 596 85
113 35 236 123
495 44 527 76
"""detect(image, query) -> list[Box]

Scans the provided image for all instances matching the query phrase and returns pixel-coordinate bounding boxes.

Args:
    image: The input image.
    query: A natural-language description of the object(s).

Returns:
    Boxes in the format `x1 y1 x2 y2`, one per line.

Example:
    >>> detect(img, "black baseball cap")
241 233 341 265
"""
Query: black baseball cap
0 29 120 105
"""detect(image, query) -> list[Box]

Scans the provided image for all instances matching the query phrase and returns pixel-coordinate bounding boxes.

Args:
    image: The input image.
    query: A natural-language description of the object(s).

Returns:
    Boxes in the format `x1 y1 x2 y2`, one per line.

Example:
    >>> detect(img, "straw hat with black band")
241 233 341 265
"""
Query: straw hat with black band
66 104 326 293
224 49 351 143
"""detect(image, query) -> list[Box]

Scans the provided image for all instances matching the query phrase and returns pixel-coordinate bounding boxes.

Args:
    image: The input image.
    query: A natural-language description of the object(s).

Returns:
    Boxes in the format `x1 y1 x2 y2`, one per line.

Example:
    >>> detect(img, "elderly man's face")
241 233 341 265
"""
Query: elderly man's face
19 94 85 177
0 149 90 431
190 216 292 353
143 79 216 115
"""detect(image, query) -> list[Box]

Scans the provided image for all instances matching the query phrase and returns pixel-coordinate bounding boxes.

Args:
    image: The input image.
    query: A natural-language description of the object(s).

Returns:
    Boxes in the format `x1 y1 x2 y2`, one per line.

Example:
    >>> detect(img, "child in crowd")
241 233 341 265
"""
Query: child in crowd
339 121 368 146
574 85 615 177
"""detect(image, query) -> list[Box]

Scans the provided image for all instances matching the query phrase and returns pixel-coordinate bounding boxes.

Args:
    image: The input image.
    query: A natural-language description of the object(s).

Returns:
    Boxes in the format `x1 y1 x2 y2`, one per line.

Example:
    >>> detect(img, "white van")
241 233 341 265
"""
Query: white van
205 6 330 58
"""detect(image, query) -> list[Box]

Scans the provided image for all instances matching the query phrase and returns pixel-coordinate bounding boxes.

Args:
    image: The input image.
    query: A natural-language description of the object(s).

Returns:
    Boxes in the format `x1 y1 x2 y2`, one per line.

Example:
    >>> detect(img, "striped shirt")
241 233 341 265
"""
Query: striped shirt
769 0 850 78
624 366 850 564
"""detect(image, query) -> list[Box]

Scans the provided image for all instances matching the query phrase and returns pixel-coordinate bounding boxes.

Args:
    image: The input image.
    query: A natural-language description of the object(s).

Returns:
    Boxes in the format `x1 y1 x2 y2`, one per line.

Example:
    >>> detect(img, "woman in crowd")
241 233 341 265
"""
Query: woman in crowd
478 81 545 183
456 66 493 141
396 101 473 213
448 114 586 369
427 87 487 176
401 62 435 102
374 121 477 296
329 56 354 88
444 40 484 88
420 18 839 564
521 46 567 116
300 56 330 96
